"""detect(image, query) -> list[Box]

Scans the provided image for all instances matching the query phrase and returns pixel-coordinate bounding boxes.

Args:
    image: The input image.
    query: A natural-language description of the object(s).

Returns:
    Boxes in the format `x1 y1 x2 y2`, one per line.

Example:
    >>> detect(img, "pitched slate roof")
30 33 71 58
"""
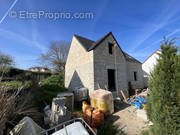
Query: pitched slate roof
74 32 141 63
88 32 112 51
123 52 141 63
74 34 95 51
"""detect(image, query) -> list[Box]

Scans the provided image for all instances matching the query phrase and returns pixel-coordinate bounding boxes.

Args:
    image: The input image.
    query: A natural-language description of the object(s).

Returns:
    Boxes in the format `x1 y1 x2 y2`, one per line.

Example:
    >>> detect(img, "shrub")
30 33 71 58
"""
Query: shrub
0 85 21 135
0 84 43 135
146 39 180 135
1 81 32 90
97 120 126 135
8 91 43 127
34 74 67 106
141 130 150 135
40 74 64 89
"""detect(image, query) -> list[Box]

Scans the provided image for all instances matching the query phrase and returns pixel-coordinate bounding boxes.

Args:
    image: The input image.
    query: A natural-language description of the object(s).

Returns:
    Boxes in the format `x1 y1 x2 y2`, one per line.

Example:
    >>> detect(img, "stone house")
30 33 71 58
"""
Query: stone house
65 32 144 98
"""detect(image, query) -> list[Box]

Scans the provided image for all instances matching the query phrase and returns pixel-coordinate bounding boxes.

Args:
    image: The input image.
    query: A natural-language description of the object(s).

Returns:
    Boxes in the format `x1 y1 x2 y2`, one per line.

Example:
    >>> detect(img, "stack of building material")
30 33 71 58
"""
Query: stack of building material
130 81 136 89
57 92 74 112
50 97 71 126
73 87 88 101
90 89 114 115
43 105 51 125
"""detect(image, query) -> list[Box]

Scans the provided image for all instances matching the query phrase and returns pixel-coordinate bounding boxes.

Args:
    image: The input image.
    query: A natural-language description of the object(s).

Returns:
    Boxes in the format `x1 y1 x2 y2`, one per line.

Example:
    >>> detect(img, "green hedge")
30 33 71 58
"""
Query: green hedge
34 74 67 106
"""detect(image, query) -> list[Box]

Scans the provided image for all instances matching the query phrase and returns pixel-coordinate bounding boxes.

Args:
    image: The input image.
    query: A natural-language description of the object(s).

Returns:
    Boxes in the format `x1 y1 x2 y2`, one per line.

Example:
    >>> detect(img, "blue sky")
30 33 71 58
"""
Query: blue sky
0 0 180 69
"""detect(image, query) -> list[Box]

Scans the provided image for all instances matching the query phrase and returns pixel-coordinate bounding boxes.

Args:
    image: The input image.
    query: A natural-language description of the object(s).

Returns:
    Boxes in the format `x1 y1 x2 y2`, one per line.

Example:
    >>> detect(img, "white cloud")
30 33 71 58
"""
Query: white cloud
25 0 48 53
137 28 180 53
0 28 47 52
129 1 180 52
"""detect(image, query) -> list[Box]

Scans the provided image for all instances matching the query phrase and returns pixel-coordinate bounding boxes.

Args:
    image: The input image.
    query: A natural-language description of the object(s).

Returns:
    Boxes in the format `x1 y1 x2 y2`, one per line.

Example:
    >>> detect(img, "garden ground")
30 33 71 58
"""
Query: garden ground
110 102 150 135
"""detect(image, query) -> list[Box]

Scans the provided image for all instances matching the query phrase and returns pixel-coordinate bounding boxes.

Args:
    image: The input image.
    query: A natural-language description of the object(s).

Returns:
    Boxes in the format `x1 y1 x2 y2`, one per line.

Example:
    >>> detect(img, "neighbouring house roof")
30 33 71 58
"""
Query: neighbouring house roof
74 32 141 64
143 49 161 64
28 67 50 71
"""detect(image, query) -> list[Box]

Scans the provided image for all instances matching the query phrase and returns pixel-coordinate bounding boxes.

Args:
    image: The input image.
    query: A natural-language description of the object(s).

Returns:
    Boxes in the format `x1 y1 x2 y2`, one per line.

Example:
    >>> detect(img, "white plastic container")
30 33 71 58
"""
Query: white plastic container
52 122 89 135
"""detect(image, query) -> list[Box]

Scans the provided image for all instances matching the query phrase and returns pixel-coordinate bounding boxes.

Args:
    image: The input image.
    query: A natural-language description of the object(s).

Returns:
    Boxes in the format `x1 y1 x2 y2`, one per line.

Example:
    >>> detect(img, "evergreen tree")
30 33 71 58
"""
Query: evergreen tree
146 39 180 135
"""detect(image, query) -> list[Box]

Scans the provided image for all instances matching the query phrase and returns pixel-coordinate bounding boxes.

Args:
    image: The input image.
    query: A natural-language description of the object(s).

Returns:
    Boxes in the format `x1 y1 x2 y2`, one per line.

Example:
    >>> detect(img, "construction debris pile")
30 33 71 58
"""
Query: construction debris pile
128 89 150 110
10 88 139 135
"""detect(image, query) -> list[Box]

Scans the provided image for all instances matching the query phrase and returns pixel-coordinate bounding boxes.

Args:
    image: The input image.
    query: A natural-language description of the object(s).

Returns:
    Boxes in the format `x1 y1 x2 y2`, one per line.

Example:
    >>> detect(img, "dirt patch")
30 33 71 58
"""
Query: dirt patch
110 102 149 135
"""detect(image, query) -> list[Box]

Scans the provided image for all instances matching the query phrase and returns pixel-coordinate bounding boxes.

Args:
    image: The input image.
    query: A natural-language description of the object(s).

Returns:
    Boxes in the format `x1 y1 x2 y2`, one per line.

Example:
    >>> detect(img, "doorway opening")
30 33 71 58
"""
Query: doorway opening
108 69 116 91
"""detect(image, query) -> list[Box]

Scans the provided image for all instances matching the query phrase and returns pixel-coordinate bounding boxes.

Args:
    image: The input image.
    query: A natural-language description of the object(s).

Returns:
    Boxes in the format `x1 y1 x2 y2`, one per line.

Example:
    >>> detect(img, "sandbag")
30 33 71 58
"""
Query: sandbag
82 101 104 128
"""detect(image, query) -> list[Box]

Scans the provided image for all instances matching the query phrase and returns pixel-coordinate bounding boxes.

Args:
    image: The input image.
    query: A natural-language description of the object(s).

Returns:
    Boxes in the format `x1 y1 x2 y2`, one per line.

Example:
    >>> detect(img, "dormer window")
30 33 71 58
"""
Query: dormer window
108 43 114 54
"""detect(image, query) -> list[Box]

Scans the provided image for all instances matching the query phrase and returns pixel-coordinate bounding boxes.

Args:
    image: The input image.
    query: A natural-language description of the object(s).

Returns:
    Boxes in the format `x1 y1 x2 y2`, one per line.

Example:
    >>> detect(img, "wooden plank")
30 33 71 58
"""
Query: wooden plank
120 90 127 102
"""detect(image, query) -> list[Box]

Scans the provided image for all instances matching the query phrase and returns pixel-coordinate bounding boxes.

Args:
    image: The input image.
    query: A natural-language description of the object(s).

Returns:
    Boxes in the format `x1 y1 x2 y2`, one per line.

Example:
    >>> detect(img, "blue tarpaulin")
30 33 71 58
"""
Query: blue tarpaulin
135 96 146 103
129 101 142 109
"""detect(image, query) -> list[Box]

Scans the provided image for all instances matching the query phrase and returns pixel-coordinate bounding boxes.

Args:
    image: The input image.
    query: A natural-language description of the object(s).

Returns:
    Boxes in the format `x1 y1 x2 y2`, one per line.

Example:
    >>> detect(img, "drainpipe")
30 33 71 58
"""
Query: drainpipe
114 42 118 97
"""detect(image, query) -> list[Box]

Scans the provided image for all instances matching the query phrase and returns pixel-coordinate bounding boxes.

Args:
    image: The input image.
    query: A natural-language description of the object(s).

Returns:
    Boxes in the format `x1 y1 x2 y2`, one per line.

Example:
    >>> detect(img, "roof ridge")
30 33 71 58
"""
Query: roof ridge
143 49 161 64
88 32 112 51
73 32 141 64
123 52 141 64
74 34 95 43
74 34 95 51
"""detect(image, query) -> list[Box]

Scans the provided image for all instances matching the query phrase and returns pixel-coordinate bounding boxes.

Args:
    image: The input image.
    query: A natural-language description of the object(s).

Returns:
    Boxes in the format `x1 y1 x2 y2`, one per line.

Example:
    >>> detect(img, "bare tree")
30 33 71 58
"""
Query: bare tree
39 41 70 73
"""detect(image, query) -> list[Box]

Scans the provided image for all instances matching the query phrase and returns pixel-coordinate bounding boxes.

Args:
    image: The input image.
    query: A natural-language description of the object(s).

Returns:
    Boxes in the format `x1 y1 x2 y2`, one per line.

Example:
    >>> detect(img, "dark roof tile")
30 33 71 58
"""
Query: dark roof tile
88 32 112 51
123 52 141 63
74 34 95 51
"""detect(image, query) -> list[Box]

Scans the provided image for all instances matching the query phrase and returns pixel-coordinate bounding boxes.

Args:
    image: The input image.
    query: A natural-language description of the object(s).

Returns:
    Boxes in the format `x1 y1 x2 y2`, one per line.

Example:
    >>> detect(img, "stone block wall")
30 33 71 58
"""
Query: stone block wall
65 36 94 92
93 35 129 98
126 62 144 89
